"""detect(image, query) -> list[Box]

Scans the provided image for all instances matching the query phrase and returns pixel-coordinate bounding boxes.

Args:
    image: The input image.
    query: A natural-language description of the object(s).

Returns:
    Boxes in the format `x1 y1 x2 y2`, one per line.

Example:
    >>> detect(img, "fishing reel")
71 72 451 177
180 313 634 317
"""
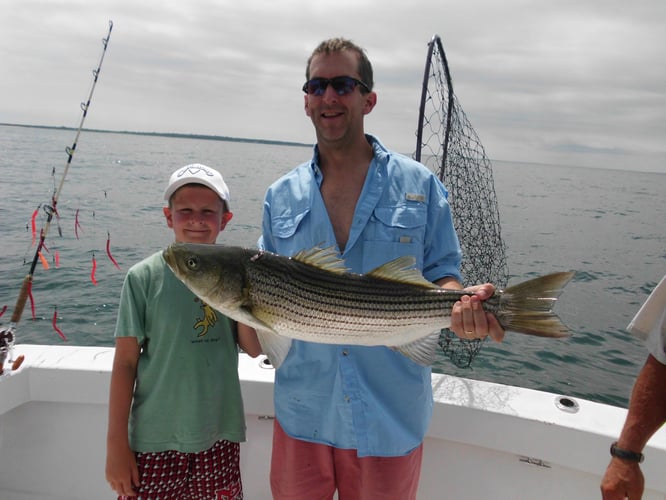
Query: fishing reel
0 326 16 375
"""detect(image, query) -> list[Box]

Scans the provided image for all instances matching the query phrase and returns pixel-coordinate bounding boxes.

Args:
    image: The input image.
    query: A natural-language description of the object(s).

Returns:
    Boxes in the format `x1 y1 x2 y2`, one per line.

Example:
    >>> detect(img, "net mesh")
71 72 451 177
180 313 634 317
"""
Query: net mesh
414 35 509 367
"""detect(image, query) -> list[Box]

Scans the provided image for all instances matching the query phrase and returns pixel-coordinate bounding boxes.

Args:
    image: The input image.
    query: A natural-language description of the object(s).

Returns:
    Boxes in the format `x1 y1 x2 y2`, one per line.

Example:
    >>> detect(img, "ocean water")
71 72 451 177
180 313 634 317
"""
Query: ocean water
1 124 664 408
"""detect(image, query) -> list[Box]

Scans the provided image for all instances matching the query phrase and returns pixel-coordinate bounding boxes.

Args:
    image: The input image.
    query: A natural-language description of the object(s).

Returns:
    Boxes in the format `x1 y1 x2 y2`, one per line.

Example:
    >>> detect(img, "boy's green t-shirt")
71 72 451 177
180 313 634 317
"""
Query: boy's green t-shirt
115 251 246 453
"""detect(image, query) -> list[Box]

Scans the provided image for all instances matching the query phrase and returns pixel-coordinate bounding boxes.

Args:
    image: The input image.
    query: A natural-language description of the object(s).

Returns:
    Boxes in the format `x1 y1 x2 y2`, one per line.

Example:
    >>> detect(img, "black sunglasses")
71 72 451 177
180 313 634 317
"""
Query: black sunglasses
302 76 371 96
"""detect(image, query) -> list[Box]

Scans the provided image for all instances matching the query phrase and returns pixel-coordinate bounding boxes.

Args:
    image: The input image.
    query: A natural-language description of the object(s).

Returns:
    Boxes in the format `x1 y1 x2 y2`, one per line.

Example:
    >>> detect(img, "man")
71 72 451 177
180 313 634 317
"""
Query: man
260 38 504 499
601 275 666 499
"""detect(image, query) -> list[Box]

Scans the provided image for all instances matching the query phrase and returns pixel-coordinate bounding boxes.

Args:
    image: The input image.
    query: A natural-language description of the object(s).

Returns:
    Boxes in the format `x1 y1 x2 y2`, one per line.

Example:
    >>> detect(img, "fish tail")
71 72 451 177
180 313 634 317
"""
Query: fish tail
497 271 575 338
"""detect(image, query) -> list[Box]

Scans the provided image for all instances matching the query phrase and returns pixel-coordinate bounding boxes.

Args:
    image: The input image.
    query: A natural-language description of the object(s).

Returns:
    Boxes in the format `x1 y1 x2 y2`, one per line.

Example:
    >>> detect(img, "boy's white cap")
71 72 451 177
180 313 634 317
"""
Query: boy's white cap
164 164 230 208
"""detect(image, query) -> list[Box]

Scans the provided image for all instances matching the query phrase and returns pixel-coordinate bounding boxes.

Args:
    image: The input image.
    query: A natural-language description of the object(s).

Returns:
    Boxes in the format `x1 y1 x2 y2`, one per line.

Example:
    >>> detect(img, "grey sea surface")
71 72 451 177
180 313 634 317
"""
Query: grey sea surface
1 124 664 408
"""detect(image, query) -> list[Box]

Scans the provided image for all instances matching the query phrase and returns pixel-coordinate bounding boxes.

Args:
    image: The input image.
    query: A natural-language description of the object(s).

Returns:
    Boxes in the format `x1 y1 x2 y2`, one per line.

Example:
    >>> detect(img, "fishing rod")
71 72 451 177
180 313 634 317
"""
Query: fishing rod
0 20 114 366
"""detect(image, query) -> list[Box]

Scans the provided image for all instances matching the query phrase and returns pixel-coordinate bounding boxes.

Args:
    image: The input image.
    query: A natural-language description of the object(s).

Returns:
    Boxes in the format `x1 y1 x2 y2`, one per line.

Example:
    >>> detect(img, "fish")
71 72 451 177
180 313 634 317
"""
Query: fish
163 243 575 368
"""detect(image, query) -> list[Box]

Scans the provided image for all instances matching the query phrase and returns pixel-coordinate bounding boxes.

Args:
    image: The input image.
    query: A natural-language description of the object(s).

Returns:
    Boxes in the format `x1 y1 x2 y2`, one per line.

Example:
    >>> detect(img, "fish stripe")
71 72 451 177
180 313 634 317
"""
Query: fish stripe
244 252 457 344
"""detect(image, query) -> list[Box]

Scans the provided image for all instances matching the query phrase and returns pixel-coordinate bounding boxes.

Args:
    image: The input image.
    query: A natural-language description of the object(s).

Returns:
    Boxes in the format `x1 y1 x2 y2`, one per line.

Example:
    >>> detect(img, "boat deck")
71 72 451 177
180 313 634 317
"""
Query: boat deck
1 344 666 499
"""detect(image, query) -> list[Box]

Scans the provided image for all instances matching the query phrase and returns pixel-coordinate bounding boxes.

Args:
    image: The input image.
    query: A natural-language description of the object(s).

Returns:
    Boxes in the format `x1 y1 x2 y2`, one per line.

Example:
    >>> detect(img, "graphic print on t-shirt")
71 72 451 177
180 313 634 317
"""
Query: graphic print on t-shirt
193 297 218 337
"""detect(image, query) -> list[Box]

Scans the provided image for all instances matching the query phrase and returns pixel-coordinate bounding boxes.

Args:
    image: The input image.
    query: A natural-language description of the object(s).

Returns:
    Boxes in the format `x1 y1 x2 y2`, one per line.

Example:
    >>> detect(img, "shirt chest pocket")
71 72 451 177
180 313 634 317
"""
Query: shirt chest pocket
272 210 308 238
271 207 329 252
368 204 427 244
362 204 427 270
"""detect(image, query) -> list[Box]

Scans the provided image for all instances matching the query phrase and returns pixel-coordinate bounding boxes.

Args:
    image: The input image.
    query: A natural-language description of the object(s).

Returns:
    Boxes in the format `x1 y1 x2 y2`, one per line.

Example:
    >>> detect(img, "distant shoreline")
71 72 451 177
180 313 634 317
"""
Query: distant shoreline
0 122 313 149
3 122 663 175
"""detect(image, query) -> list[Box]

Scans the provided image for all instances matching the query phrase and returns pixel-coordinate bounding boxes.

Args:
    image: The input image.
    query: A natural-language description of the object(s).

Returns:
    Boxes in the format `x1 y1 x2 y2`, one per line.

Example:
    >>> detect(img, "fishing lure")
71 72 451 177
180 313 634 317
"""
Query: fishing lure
74 208 83 239
38 251 50 270
30 206 40 246
52 308 67 341
91 253 98 286
106 232 121 270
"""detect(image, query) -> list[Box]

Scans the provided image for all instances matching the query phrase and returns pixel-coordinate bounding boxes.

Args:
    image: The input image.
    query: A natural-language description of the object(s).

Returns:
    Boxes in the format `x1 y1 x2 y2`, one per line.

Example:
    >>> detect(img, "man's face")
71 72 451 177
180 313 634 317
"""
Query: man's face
304 50 376 147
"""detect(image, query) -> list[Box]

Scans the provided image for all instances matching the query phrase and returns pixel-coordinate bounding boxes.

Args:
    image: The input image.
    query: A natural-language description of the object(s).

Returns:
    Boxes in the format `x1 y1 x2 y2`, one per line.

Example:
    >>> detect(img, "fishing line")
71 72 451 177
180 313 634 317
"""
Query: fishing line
50 166 63 268
1 21 113 363
91 210 98 285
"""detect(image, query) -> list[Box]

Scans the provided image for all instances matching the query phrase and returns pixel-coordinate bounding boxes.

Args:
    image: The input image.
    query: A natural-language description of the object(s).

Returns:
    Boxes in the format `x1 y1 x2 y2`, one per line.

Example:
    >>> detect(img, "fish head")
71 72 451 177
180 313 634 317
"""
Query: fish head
162 242 247 315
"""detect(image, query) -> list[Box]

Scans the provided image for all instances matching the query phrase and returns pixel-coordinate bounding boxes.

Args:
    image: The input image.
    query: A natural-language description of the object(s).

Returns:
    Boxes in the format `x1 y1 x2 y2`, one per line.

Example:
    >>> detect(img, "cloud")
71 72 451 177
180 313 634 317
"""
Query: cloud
1 0 664 172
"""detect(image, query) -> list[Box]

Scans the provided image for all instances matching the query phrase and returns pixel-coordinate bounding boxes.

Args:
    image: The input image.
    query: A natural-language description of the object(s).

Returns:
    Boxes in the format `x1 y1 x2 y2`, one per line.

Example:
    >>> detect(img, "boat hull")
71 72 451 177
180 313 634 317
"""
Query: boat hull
1 345 665 499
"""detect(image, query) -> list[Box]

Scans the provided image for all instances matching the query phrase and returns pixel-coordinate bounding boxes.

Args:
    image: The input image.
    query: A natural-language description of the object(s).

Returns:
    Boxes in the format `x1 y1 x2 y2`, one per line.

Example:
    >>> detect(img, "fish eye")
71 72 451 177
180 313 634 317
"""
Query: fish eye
186 257 199 270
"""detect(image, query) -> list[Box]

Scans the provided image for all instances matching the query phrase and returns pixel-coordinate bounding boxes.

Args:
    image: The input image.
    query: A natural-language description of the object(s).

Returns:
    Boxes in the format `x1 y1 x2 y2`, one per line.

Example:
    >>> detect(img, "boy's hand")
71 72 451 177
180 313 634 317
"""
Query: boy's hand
106 441 140 497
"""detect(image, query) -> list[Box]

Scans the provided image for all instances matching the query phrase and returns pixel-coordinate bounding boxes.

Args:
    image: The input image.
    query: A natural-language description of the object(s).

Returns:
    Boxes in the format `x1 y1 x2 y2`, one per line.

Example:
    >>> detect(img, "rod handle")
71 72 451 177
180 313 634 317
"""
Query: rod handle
11 275 33 324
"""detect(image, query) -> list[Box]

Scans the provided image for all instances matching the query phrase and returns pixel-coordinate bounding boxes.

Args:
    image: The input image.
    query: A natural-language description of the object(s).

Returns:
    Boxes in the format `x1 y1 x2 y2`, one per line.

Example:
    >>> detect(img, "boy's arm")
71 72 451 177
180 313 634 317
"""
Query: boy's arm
238 323 262 357
105 337 141 497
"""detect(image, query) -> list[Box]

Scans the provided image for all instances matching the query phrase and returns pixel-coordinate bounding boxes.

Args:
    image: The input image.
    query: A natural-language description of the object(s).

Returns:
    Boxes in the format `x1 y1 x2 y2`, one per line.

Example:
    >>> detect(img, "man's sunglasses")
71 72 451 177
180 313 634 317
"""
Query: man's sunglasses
302 76 371 96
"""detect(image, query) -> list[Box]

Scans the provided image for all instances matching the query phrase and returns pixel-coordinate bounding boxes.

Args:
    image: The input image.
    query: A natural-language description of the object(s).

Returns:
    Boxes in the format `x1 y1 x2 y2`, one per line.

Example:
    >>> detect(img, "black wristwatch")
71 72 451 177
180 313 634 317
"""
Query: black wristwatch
610 442 644 463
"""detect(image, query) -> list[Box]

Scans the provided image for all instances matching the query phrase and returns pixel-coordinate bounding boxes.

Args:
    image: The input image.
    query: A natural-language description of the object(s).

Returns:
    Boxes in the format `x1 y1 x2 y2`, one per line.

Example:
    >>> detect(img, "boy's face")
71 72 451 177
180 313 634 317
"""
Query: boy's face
163 185 232 244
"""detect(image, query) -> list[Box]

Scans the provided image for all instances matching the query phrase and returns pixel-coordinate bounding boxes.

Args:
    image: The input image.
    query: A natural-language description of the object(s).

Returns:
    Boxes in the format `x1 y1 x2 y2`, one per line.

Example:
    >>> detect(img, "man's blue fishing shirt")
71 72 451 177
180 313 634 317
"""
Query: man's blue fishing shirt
259 135 462 457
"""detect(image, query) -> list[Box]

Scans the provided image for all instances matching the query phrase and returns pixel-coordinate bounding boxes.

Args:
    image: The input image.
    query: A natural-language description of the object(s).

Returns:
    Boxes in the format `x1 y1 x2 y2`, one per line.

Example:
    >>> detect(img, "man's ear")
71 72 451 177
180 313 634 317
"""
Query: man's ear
304 95 311 117
362 91 377 115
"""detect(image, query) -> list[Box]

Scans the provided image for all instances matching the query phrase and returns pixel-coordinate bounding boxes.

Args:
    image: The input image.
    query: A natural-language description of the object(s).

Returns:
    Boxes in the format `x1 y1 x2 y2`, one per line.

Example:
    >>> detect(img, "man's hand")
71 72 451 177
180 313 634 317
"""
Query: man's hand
600 458 644 499
450 283 505 342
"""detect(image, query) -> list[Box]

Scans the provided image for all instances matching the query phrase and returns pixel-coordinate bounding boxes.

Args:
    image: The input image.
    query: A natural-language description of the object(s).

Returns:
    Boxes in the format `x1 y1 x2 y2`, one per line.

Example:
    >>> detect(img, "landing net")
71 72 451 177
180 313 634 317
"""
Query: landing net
414 34 509 367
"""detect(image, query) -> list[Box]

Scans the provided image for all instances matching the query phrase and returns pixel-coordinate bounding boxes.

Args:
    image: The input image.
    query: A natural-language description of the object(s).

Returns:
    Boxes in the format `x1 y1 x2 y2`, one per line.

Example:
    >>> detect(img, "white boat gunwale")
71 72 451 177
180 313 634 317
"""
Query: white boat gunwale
2 344 666 500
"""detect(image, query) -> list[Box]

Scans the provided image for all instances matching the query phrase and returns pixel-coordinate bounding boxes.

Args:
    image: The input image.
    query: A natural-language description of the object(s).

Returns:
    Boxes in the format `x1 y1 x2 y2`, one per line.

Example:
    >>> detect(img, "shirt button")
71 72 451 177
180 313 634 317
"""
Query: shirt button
342 350 349 356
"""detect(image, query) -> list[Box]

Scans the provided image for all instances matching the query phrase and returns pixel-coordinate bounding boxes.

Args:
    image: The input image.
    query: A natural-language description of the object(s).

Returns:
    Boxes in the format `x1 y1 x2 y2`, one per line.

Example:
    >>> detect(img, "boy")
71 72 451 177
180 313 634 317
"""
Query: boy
106 163 261 499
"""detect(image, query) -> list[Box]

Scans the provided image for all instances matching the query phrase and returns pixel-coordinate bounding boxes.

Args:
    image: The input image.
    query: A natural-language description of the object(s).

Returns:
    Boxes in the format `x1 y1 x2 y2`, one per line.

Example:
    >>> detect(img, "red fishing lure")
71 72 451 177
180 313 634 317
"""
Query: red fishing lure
30 207 39 246
106 232 121 270
52 308 67 341
91 254 98 285
74 208 83 240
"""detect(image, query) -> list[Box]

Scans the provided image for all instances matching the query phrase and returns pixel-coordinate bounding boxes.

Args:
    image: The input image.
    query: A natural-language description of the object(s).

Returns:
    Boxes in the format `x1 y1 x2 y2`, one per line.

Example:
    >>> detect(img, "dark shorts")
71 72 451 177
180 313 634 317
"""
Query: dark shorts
120 439 242 500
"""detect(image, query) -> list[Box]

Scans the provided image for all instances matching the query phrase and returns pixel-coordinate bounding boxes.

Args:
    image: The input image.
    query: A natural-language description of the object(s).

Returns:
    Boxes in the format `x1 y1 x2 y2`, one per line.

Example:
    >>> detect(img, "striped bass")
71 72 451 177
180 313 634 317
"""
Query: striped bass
163 243 574 368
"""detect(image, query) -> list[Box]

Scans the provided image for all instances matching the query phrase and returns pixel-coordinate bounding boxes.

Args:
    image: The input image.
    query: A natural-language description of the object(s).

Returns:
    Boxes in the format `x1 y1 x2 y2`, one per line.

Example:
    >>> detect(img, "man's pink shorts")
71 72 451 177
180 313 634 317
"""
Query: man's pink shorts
270 419 423 499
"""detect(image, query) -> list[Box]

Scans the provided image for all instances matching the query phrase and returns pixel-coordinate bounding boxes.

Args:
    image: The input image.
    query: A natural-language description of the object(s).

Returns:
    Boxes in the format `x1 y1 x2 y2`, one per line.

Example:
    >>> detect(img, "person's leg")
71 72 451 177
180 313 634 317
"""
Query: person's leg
270 419 337 500
189 439 243 500
335 444 423 500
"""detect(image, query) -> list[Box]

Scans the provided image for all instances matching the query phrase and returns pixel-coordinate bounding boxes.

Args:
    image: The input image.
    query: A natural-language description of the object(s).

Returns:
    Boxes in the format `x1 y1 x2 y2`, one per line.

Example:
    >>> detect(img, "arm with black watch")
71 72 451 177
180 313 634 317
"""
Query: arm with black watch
610 441 644 463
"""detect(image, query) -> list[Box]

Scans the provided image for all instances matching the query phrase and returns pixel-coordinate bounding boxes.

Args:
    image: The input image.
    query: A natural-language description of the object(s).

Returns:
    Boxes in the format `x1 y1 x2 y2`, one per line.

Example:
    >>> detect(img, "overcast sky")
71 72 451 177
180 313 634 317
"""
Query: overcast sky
1 0 664 172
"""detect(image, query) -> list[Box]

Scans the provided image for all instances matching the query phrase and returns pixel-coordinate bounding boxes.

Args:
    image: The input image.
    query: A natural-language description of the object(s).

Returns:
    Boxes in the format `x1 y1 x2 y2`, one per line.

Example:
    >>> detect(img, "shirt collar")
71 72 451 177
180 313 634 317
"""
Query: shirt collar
309 134 389 185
